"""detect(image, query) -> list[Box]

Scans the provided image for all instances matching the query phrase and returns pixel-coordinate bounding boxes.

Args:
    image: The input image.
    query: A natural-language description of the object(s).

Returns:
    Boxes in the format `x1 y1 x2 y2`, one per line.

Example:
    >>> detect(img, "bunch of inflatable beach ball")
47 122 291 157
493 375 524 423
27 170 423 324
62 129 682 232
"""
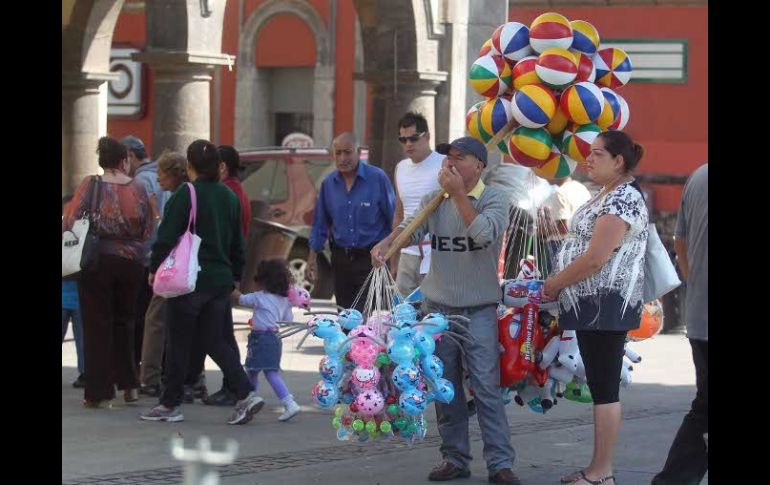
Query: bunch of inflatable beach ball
468 12 632 178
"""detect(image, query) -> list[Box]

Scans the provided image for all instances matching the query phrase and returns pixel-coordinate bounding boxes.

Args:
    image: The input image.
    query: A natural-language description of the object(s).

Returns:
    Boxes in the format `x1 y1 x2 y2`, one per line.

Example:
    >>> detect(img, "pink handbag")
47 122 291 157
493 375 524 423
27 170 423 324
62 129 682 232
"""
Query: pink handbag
153 183 202 298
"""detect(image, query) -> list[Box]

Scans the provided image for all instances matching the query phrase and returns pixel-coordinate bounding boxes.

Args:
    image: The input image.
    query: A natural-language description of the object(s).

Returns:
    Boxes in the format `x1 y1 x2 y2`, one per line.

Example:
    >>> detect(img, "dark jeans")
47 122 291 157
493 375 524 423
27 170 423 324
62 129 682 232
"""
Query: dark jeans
652 339 708 485
331 245 374 311
161 287 252 408
79 254 143 401
185 301 240 392
134 266 153 368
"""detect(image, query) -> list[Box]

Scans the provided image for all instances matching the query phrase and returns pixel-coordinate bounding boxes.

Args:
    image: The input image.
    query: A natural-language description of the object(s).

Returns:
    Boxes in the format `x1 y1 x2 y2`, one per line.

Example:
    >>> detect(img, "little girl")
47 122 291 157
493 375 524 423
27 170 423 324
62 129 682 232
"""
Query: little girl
234 259 301 421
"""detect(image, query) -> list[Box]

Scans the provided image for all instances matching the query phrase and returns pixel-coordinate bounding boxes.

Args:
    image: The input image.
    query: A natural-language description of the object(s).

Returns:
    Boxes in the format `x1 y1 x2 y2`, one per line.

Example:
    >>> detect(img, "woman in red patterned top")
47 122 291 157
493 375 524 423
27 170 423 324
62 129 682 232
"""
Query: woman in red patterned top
62 136 153 409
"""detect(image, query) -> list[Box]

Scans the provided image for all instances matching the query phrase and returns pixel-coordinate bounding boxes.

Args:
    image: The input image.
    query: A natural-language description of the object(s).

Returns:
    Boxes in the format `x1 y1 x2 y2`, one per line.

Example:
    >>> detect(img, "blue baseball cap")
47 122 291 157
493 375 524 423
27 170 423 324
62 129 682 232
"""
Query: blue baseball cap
435 136 488 166
120 136 147 158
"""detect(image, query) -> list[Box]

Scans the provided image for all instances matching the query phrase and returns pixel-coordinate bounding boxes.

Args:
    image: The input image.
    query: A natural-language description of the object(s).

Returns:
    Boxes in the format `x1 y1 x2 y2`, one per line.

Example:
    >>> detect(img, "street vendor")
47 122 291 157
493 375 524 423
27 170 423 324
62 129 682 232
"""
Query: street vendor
371 137 521 485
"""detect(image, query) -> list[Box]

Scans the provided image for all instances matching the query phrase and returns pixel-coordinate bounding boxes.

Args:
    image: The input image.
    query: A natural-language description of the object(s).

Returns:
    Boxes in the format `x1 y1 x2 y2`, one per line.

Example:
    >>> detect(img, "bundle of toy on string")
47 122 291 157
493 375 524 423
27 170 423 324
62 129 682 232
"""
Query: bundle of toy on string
467 12 633 182
278 266 474 444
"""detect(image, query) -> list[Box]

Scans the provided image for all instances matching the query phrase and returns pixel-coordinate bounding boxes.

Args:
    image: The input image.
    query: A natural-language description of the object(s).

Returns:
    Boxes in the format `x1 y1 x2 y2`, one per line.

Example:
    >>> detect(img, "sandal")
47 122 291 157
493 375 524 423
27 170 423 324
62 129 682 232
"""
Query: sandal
570 470 615 485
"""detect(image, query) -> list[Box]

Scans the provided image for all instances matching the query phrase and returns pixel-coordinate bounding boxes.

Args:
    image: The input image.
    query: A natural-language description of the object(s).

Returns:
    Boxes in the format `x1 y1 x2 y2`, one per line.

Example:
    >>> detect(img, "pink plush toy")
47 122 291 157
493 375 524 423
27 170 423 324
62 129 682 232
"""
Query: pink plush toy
288 285 311 309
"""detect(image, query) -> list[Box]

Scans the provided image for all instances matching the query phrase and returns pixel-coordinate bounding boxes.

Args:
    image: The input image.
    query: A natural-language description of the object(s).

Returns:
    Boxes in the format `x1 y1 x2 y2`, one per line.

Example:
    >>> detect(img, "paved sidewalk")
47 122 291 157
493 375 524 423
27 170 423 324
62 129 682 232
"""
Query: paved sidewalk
62 304 707 484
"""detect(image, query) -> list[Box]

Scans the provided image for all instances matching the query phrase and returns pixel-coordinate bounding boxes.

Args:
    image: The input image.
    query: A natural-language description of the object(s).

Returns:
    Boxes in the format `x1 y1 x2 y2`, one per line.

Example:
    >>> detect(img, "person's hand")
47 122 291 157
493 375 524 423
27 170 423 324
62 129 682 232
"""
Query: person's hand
305 258 317 283
148 272 155 286
230 288 242 306
371 239 391 268
438 166 466 198
543 277 561 300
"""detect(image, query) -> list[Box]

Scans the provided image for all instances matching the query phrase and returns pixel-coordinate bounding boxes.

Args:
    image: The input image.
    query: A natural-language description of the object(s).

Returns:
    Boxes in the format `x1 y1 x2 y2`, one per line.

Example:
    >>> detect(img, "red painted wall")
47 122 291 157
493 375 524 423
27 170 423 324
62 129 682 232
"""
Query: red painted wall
255 14 316 67
508 6 708 211
334 0 356 135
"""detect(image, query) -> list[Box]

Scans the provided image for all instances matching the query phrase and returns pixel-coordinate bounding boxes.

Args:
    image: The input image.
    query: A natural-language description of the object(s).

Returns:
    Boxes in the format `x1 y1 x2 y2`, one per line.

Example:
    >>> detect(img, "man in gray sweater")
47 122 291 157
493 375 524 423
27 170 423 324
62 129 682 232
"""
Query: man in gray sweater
372 137 520 485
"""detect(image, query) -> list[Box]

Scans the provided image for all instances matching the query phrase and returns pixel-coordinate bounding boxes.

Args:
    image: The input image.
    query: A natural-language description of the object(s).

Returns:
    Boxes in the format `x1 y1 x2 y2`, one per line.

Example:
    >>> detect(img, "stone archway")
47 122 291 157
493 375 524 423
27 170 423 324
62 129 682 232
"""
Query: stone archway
236 0 334 148
62 0 124 195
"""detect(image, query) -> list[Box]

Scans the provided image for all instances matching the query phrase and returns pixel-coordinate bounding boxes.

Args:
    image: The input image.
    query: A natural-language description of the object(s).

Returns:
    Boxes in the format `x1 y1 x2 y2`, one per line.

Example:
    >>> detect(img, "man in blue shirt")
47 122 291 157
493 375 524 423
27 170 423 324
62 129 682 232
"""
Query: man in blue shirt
306 132 396 311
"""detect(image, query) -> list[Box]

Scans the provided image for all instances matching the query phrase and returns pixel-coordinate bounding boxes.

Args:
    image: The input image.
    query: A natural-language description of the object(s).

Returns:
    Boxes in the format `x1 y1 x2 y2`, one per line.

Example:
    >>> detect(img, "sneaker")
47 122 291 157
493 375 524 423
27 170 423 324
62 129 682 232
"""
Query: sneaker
278 399 301 422
227 392 264 425
72 374 86 388
140 405 184 422
203 388 238 406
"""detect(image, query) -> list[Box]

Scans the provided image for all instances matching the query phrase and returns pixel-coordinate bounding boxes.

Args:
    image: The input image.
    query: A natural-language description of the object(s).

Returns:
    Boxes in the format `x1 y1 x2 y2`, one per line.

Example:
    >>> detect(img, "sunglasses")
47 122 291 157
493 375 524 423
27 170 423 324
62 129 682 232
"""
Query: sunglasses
398 132 426 144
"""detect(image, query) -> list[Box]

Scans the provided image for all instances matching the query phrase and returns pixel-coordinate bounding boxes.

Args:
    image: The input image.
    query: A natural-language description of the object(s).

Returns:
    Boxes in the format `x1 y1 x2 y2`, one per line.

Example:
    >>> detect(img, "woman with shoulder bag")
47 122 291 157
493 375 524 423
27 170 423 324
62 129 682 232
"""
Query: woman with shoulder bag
543 131 649 485
62 136 153 408
140 140 264 425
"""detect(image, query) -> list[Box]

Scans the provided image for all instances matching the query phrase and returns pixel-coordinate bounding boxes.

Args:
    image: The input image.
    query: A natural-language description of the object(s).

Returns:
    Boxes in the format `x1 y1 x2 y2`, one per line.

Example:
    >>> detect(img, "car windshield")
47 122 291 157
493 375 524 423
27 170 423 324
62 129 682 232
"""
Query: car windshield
241 159 288 203
305 159 335 191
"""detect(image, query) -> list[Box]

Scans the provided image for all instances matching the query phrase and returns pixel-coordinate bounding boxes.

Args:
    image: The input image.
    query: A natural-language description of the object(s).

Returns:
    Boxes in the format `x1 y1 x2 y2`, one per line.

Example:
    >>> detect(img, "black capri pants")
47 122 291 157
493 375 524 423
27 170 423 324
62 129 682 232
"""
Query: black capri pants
575 330 627 405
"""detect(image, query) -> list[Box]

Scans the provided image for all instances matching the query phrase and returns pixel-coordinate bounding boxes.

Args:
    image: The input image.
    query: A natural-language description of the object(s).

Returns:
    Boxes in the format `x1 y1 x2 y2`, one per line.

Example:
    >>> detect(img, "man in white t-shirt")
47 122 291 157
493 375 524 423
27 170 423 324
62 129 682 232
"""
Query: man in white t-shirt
391 112 444 297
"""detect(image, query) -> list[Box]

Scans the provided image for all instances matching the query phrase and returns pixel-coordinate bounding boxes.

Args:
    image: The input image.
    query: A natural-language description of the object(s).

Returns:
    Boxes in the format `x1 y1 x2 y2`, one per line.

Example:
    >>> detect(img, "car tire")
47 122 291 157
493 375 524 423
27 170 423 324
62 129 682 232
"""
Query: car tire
288 244 334 300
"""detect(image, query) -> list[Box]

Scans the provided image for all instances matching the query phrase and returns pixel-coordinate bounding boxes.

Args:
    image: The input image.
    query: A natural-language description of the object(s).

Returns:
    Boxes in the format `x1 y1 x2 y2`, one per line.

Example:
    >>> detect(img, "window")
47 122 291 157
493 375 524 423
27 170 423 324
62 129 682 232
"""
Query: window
305 159 336 191
600 39 688 84
241 159 289 203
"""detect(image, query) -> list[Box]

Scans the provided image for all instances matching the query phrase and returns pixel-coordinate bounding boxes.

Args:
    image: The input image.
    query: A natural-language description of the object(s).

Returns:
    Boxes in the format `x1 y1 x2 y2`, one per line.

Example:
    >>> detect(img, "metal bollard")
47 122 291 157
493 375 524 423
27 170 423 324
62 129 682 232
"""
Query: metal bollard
171 436 239 485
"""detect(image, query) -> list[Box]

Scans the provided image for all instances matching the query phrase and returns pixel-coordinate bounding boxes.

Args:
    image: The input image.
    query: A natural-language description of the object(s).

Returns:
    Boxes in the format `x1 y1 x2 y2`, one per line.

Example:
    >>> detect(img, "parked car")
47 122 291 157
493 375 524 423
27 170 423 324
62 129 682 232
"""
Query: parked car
237 147 367 299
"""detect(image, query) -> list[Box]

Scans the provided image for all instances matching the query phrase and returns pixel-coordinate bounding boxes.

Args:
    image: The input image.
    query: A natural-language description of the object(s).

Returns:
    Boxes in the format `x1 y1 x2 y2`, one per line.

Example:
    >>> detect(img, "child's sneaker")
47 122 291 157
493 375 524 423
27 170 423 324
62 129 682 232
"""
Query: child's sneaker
140 405 184 422
278 395 301 422
227 392 264 425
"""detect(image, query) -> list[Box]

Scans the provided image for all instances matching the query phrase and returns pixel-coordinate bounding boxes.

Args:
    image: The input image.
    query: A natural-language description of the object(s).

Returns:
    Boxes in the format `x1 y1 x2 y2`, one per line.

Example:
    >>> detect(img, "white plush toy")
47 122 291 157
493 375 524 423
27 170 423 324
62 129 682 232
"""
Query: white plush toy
556 330 581 373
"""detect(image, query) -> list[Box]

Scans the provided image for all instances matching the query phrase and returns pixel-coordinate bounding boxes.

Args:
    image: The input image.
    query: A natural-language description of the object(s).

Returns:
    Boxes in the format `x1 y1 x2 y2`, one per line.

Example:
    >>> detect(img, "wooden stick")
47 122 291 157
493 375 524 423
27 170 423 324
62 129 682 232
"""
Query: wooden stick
384 191 445 260
382 118 517 261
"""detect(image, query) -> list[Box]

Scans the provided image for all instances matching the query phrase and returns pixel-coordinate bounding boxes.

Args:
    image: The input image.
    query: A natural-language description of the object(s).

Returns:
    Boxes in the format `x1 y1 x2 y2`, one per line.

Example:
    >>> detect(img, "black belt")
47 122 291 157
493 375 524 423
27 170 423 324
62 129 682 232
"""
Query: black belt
330 242 375 257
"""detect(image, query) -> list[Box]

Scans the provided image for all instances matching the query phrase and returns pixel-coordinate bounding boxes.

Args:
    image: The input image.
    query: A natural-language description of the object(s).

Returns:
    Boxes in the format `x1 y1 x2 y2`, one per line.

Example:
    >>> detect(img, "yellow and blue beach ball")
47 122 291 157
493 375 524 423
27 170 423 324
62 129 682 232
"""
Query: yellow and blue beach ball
596 87 621 130
560 81 604 125
569 20 600 56
511 84 557 128
479 96 514 138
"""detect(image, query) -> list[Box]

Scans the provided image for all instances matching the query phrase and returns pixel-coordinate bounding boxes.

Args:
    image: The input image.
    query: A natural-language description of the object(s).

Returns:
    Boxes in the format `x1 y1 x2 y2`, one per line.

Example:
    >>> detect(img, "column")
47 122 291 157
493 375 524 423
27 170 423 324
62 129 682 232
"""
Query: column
134 51 233 157
379 73 446 177
62 72 117 195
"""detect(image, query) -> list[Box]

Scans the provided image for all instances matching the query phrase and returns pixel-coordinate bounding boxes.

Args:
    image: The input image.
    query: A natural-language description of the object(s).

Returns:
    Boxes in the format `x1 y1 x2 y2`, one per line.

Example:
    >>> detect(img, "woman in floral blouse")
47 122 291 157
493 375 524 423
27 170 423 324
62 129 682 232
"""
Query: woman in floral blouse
62 137 153 409
544 131 648 485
